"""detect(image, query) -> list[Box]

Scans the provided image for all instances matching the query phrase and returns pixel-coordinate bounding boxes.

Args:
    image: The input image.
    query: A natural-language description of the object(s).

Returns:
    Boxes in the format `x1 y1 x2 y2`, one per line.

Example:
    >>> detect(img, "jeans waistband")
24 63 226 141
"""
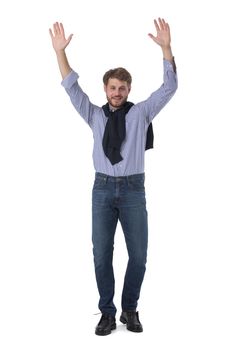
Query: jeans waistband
95 172 145 182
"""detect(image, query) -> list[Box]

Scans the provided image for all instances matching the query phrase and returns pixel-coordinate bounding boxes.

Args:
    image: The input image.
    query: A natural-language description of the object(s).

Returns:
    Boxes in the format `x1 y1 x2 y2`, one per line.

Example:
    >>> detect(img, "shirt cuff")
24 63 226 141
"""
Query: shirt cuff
61 70 79 89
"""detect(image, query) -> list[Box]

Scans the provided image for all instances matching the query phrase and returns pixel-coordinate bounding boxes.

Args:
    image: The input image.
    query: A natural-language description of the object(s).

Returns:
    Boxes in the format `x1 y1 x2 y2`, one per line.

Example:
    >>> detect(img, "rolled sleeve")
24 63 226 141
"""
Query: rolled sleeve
60 69 100 128
136 58 178 124
163 58 176 73
163 58 178 94
61 70 79 89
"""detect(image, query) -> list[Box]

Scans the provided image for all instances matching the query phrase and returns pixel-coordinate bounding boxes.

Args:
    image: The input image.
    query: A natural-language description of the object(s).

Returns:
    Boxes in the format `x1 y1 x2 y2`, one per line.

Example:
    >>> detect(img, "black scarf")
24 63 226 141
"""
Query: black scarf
102 102 154 165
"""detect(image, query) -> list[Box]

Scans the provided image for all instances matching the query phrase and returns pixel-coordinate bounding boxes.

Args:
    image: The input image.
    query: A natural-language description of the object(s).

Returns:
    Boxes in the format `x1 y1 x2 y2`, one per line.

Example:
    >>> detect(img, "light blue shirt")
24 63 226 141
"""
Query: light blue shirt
61 59 177 176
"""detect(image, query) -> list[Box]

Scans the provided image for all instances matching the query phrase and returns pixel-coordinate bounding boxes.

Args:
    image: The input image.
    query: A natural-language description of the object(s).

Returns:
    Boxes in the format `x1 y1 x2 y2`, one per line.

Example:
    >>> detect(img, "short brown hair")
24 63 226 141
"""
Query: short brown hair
103 67 132 86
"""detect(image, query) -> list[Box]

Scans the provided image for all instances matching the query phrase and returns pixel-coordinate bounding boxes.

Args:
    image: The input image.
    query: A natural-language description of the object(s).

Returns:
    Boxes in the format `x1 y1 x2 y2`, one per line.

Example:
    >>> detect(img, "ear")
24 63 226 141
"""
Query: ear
128 85 131 94
104 84 107 93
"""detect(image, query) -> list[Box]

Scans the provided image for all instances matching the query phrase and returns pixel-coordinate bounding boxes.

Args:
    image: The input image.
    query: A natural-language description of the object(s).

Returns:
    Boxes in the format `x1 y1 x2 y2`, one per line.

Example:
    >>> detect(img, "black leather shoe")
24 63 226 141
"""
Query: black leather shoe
95 313 116 336
120 311 143 332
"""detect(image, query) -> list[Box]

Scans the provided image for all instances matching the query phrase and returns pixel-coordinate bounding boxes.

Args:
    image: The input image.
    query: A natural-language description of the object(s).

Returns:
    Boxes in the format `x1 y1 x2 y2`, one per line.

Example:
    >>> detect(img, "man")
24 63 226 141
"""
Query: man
49 18 177 335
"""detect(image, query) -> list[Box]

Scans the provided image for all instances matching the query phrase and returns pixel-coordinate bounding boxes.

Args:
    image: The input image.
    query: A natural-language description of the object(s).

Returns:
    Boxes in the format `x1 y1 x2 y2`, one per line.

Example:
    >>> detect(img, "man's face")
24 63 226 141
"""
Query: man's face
104 78 131 109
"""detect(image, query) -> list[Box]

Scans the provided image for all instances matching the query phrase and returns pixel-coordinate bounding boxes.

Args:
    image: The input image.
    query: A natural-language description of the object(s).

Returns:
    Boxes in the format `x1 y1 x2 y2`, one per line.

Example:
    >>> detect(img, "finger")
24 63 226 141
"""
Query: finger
148 33 157 42
158 17 164 30
67 34 73 44
53 23 58 35
154 19 160 32
53 22 60 35
162 18 169 31
60 22 65 36
49 28 54 38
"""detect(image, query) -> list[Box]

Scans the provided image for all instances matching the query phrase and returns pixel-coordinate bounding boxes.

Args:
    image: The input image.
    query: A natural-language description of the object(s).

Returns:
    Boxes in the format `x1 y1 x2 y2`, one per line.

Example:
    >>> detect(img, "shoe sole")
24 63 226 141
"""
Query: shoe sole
95 323 116 336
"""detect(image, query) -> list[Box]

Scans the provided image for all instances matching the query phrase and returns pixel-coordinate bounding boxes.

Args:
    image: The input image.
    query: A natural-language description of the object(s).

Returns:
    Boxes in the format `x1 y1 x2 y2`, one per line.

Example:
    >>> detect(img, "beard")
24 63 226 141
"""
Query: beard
107 95 128 109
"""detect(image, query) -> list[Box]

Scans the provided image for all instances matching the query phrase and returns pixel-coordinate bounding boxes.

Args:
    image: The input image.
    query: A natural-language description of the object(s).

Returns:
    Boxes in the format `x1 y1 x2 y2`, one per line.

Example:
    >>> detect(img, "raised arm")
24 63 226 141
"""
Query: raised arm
135 18 177 123
49 22 73 79
148 18 174 64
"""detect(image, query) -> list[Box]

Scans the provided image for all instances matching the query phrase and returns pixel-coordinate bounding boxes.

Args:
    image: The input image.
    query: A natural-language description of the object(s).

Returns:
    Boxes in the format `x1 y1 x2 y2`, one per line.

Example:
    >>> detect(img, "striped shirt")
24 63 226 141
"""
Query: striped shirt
61 59 177 176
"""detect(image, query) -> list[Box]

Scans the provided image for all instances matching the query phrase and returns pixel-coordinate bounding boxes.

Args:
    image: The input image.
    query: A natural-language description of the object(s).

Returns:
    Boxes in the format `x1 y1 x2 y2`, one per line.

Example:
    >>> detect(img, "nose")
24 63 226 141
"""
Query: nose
114 89 121 96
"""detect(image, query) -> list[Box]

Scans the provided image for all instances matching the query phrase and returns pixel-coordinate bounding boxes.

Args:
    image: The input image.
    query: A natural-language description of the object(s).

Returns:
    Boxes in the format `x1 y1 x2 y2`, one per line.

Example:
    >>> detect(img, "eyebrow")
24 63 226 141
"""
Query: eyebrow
109 84 126 88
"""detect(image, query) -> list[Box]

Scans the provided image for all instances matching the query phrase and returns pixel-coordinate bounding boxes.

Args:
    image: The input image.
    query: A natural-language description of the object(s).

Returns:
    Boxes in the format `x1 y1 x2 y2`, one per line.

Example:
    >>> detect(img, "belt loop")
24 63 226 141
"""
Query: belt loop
126 175 129 186
105 175 108 184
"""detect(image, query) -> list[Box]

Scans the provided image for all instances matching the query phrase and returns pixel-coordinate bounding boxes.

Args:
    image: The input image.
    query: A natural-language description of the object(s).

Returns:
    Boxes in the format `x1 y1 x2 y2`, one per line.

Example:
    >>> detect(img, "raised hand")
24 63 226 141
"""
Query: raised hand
148 18 171 49
49 22 73 52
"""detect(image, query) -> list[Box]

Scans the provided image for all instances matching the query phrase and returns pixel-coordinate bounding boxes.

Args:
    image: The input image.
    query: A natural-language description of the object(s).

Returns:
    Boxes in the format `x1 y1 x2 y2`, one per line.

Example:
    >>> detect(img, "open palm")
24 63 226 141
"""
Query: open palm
148 18 171 48
49 22 73 52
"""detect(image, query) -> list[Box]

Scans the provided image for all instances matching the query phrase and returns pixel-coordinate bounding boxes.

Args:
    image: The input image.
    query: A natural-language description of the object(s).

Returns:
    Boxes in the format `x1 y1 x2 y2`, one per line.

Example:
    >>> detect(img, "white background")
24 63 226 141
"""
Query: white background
0 0 233 349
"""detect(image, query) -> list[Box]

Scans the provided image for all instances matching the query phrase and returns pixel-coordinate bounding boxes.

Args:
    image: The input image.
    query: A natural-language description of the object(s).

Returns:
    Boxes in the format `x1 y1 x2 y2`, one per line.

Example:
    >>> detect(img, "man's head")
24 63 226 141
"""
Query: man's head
103 67 132 109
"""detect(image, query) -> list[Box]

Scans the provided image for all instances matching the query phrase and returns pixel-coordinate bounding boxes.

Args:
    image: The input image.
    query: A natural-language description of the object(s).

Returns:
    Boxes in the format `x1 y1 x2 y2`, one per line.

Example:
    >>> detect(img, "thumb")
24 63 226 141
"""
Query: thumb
67 34 73 44
148 33 156 41
148 33 160 45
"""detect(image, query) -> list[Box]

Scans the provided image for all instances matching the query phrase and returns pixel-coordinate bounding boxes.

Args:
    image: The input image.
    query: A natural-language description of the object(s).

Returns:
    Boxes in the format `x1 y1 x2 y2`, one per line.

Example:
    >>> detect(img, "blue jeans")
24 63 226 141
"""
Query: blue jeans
92 172 148 316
